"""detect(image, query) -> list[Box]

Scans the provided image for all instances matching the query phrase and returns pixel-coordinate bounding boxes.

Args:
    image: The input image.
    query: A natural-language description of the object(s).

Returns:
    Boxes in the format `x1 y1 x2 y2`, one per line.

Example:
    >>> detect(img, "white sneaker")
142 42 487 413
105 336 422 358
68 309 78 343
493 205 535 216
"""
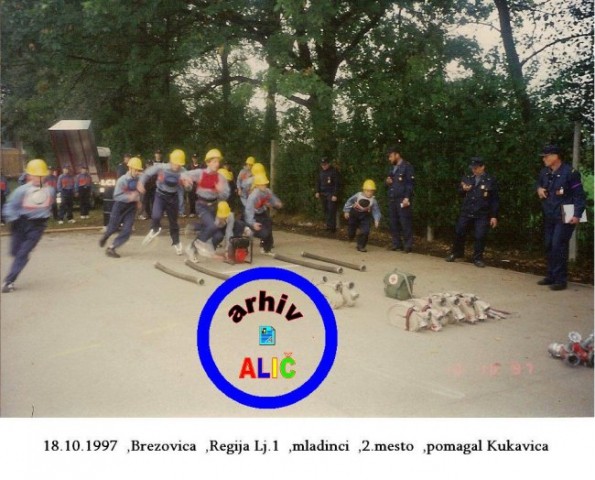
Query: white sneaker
185 243 199 263
68 219 76 224
2 282 15 293
58 220 64 225
142 227 162 246
138 215 147 220
174 243 183 255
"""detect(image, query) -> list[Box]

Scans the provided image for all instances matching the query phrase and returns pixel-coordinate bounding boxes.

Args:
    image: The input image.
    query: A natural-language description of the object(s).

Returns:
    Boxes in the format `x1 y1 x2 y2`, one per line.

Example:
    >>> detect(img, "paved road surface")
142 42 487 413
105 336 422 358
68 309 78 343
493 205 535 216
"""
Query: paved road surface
1 228 593 417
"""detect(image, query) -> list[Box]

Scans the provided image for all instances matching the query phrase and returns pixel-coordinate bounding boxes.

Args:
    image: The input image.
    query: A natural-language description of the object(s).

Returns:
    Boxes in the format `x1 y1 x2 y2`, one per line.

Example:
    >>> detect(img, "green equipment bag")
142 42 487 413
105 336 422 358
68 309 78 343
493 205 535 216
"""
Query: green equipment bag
383 269 415 300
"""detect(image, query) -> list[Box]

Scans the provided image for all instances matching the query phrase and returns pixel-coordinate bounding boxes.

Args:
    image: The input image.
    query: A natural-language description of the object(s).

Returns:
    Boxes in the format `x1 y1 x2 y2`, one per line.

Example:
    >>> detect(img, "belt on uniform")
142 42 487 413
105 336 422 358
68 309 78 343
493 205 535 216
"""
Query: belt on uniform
156 188 177 197
196 196 217 205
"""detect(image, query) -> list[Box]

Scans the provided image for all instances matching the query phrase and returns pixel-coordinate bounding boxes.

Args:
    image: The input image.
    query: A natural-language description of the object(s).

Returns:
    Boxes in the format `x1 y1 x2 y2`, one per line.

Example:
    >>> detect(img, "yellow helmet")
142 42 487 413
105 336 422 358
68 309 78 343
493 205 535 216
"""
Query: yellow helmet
363 179 376 191
251 162 266 176
218 167 233 182
205 148 223 163
216 201 231 218
127 157 143 171
169 149 186 166
26 159 49 177
245 156 256 166
253 173 269 186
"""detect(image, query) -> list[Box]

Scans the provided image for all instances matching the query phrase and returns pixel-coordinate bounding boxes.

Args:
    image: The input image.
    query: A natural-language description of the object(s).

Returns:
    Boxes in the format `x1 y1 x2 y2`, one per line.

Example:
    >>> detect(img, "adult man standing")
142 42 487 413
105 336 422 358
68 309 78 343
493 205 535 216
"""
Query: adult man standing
535 144 586 291
445 157 499 268
116 153 132 178
315 157 340 232
386 145 414 252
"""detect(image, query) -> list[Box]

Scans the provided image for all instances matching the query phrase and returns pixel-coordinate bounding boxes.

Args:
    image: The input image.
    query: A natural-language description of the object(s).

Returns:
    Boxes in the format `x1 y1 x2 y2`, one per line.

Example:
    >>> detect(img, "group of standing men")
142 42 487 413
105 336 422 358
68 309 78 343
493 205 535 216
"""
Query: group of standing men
315 143 586 291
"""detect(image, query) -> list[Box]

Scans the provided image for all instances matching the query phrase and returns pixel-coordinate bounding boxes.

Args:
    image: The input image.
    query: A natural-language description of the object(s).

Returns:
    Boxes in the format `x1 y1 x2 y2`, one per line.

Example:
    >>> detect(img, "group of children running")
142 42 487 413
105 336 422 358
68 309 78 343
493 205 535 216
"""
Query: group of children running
1 150 379 292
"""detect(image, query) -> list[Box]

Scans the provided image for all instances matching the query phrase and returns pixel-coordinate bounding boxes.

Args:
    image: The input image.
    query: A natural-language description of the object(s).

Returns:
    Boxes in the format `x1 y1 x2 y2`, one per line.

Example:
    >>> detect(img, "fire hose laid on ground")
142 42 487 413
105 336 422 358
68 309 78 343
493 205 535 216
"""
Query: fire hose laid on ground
387 292 511 332
154 261 205 285
548 332 594 367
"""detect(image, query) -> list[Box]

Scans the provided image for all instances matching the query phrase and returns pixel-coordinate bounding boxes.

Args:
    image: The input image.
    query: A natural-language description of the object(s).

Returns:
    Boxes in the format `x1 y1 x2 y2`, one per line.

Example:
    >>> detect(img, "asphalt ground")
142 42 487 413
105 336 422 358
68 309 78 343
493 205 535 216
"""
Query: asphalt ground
0 225 593 418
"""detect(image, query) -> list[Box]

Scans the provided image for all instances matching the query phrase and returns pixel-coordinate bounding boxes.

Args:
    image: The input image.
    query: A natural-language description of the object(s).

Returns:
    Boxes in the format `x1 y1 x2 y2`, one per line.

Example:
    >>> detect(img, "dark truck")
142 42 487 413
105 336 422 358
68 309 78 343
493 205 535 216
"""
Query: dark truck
48 120 115 208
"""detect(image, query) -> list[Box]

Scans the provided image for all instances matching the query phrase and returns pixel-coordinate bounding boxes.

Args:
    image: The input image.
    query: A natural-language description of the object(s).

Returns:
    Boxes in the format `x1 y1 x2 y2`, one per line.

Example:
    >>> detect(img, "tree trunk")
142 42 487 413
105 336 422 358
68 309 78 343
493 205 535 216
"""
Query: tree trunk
493 0 532 124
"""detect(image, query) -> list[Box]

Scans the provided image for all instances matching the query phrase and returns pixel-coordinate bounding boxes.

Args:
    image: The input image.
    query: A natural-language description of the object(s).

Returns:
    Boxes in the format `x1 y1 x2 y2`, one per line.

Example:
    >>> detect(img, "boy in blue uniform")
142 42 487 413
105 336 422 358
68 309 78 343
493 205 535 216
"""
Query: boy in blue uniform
2 159 54 293
0 171 9 226
75 165 93 219
181 148 230 251
445 157 499 267
244 173 282 254
535 145 586 290
57 165 76 224
138 149 187 254
99 157 143 258
343 179 381 252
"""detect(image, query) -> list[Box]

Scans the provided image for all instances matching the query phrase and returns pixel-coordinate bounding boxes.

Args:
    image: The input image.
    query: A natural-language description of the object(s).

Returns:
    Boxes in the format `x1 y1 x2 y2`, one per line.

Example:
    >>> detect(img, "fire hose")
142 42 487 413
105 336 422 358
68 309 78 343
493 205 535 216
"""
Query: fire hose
154 261 205 285
301 251 366 271
184 260 231 281
272 253 343 274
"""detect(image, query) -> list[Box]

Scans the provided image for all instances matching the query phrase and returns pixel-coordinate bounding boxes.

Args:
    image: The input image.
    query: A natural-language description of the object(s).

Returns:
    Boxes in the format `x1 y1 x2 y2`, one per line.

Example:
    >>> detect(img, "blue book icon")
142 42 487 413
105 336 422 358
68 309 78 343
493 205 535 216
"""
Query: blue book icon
259 326 276 346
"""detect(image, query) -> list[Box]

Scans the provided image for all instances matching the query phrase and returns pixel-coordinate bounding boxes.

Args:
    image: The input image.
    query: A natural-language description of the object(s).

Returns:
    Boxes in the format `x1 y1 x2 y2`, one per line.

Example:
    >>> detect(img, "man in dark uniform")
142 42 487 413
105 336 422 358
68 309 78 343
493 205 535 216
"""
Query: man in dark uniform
445 157 499 268
386 145 414 252
315 157 340 232
116 153 132 178
535 144 586 290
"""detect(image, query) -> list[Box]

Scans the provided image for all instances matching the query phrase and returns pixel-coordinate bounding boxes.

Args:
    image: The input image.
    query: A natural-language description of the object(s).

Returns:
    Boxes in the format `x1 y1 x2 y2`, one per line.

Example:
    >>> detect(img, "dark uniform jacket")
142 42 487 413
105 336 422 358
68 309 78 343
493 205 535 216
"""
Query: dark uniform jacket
316 166 340 197
458 173 499 219
387 160 414 200
537 163 586 221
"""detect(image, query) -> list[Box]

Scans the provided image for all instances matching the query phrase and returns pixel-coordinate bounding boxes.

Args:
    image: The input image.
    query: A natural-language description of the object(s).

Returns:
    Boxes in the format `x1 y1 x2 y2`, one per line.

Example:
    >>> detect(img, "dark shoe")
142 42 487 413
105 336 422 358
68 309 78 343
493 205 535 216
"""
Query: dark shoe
445 254 457 262
473 260 485 268
348 236 355 242
537 278 554 286
549 283 567 291
356 246 367 252
388 245 403 251
106 247 120 258
99 236 107 248
404 248 412 254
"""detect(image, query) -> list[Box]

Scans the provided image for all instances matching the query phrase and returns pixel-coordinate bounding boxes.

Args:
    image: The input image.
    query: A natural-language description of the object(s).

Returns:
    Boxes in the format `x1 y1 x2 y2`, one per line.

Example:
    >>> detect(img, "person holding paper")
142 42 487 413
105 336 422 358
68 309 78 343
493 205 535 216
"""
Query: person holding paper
536 144 586 291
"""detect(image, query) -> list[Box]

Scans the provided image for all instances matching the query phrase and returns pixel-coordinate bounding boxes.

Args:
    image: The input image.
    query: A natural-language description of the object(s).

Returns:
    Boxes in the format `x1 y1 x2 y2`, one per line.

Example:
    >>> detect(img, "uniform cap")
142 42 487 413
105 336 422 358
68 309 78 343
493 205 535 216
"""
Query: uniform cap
540 144 561 156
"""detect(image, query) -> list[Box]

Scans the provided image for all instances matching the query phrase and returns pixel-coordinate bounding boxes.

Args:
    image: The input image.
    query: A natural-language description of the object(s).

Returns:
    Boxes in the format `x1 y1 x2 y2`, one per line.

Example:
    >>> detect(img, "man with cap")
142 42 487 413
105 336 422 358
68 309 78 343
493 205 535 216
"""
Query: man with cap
446 157 499 267
116 153 132 178
315 157 340 233
386 145 415 252
535 144 586 290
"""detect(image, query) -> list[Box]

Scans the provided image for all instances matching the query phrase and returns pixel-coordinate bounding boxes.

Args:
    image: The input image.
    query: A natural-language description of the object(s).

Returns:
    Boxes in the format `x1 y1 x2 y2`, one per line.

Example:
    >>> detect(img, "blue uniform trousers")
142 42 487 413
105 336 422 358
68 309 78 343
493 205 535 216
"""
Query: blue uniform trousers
195 201 218 243
102 202 136 249
347 210 371 249
78 186 91 216
252 212 274 252
320 193 337 231
152 191 180 245
452 215 490 261
5 217 47 284
544 218 575 285
59 191 74 220
388 199 413 249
